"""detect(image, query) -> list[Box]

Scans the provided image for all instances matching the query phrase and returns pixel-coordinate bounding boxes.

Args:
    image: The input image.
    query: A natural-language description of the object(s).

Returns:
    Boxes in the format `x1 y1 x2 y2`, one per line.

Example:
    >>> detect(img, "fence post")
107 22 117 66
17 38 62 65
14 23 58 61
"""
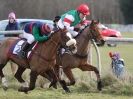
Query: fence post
91 39 102 75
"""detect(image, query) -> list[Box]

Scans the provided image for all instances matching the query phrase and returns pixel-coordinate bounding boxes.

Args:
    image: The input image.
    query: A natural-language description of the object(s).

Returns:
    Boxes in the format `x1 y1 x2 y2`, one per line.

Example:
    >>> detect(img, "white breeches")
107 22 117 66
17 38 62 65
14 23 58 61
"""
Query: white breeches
22 32 35 44
57 19 78 37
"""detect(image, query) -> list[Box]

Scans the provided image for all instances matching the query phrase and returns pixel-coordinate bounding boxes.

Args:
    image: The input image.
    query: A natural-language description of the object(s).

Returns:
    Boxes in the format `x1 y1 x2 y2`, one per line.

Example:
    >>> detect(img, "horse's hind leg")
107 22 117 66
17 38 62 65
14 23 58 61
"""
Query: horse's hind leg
18 70 38 93
0 64 8 90
79 64 102 91
14 66 28 88
63 67 76 86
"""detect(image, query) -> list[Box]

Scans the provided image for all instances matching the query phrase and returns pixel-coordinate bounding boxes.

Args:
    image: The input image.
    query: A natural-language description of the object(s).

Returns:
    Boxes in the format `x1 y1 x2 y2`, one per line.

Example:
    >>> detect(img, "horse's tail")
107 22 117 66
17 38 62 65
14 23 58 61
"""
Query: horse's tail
0 38 17 64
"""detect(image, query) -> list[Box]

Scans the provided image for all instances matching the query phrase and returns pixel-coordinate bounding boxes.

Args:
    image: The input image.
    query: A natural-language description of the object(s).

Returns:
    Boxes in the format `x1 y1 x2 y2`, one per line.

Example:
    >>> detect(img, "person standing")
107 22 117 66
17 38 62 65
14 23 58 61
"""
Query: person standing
109 52 125 78
5 12 20 75
5 12 20 37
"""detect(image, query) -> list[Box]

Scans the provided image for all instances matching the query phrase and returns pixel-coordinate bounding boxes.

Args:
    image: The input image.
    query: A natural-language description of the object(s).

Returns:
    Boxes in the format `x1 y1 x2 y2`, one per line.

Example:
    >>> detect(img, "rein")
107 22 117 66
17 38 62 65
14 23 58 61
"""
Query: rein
74 24 90 38
73 24 92 59
74 53 88 59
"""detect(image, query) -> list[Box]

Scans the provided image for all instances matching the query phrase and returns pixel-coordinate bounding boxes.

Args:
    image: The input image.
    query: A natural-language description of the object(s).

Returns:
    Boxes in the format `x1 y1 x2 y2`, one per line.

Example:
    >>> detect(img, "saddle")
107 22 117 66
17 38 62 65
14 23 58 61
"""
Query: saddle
12 39 37 59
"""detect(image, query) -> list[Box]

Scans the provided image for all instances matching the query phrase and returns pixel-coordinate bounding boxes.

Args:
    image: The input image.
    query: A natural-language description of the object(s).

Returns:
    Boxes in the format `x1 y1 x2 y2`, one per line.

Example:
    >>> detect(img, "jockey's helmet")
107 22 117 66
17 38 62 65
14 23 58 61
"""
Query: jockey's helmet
77 4 90 15
8 12 16 20
41 24 54 35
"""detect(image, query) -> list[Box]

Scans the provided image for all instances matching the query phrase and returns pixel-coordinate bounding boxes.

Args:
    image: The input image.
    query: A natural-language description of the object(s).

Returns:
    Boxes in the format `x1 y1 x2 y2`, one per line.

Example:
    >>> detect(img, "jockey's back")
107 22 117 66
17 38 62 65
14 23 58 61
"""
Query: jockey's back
24 21 53 36
24 22 35 34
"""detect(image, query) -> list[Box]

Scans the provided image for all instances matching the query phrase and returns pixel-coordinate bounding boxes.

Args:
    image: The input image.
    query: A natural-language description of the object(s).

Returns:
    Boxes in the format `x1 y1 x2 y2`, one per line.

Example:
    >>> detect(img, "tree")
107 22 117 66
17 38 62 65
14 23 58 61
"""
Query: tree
119 0 133 24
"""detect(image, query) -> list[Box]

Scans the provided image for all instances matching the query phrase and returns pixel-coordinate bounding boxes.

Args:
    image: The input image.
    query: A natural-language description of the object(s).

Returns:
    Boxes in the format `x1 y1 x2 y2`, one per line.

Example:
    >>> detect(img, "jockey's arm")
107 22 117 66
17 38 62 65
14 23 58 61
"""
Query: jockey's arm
33 27 48 42
63 14 75 31
62 15 79 37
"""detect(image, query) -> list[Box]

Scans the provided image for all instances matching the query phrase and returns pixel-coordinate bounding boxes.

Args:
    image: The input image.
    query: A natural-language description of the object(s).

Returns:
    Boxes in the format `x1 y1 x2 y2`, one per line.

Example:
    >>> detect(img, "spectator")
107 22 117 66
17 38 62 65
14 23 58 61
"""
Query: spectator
109 52 125 78
5 12 19 37
5 12 20 75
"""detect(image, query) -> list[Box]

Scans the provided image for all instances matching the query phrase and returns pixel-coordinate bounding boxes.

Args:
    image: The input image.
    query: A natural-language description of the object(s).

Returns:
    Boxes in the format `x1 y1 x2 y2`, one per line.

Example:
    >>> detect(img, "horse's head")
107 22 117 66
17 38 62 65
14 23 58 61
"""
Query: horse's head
84 20 103 42
51 28 77 53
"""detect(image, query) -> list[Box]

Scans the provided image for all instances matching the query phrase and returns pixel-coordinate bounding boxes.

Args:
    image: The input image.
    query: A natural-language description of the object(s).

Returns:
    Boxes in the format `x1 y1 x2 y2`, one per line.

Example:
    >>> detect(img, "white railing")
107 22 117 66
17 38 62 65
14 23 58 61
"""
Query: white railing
0 30 133 77
0 30 23 35
104 37 133 44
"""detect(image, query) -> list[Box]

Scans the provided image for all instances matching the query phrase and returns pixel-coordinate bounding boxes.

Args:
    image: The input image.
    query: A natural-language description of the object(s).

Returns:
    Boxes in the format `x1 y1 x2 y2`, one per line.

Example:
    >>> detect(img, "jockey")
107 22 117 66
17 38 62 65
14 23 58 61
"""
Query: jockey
18 22 54 58
5 12 20 37
57 4 90 38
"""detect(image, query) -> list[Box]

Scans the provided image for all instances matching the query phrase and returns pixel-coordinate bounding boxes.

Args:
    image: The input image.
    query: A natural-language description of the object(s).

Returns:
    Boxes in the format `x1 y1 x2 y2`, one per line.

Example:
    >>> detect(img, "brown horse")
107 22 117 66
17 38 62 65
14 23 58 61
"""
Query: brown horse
54 20 103 91
11 20 103 91
0 20 103 91
0 28 77 93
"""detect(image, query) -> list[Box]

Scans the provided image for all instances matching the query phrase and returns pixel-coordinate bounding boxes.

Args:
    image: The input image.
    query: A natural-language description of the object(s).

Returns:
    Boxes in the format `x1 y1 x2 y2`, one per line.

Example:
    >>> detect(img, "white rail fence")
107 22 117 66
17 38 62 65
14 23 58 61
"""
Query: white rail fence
0 30 23 35
0 30 133 76
104 37 133 44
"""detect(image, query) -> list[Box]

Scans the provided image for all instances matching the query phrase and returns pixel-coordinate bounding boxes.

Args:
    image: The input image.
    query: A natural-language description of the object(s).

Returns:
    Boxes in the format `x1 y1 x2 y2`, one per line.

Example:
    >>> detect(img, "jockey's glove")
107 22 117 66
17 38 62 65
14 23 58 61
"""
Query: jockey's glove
74 28 80 32
80 25 86 30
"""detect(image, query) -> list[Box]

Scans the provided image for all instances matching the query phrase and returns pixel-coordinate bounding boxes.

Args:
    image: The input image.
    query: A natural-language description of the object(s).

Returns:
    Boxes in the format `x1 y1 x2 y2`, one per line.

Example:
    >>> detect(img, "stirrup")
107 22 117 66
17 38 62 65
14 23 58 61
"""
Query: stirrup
18 51 27 58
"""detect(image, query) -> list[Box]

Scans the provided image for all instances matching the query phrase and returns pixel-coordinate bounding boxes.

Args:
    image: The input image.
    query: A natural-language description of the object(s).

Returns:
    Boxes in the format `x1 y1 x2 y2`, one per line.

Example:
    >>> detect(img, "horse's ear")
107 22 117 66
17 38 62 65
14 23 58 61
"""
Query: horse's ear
92 20 94 23
90 20 94 25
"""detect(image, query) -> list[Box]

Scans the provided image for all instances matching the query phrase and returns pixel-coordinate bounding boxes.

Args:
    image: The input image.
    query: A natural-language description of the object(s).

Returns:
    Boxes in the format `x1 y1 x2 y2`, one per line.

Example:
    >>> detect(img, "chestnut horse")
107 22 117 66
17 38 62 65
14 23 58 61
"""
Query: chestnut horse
0 20 103 91
10 20 103 91
0 28 76 93
54 20 103 91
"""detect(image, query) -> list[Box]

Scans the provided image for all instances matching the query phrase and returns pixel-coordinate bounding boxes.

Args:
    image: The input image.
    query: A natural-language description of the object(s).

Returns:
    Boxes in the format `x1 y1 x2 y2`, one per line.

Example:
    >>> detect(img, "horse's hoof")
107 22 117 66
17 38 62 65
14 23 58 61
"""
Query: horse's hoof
65 88 71 93
2 86 8 91
18 86 29 93
64 86 70 93
97 80 102 91
52 84 57 89
49 82 57 89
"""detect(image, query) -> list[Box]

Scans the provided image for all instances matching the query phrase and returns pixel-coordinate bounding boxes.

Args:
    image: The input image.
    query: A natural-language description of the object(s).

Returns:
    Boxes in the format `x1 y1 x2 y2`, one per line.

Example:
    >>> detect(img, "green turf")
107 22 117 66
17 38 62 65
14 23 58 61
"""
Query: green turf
0 32 133 99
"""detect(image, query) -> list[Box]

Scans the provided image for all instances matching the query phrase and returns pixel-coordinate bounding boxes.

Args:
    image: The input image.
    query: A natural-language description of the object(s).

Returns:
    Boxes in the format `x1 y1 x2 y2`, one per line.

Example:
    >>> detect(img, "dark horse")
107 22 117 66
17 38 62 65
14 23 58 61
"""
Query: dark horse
54 20 103 91
0 28 77 93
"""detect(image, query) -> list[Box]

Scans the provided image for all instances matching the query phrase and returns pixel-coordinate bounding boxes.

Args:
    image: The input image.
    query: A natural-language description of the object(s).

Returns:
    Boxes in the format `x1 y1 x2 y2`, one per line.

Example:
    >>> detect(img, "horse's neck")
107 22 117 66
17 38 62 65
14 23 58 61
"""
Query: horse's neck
76 30 91 55
35 33 60 60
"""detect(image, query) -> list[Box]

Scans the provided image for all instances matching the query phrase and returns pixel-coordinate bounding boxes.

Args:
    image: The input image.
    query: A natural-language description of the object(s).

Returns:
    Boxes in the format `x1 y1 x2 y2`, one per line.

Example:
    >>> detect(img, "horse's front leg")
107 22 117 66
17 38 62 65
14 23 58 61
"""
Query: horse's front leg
79 64 102 91
49 69 70 93
63 67 76 86
41 70 58 89
18 70 38 93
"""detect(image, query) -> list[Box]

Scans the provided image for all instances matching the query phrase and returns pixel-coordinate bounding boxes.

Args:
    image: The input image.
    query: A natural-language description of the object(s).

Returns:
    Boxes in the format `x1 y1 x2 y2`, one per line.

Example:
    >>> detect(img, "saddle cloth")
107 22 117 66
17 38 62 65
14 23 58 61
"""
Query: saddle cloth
12 39 38 59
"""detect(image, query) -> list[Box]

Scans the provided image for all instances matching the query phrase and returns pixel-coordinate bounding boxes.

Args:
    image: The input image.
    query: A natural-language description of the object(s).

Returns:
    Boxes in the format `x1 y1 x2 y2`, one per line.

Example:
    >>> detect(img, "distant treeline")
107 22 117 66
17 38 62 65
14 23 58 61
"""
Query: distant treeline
0 0 132 24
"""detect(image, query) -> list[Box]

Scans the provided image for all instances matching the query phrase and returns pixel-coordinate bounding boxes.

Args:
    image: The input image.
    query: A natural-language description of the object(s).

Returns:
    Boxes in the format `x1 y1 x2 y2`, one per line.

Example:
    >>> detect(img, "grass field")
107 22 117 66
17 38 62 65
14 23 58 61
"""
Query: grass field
0 32 133 99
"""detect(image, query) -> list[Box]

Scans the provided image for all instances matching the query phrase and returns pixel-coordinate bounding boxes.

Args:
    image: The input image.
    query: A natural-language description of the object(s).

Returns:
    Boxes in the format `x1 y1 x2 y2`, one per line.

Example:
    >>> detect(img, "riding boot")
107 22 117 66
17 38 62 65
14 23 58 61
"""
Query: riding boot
18 41 30 58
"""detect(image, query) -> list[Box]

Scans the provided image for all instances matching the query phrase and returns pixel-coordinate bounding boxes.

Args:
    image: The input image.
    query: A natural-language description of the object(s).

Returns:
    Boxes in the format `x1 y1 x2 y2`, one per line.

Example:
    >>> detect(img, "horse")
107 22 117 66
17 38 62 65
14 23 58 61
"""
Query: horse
53 20 103 91
9 20 103 91
0 28 77 93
